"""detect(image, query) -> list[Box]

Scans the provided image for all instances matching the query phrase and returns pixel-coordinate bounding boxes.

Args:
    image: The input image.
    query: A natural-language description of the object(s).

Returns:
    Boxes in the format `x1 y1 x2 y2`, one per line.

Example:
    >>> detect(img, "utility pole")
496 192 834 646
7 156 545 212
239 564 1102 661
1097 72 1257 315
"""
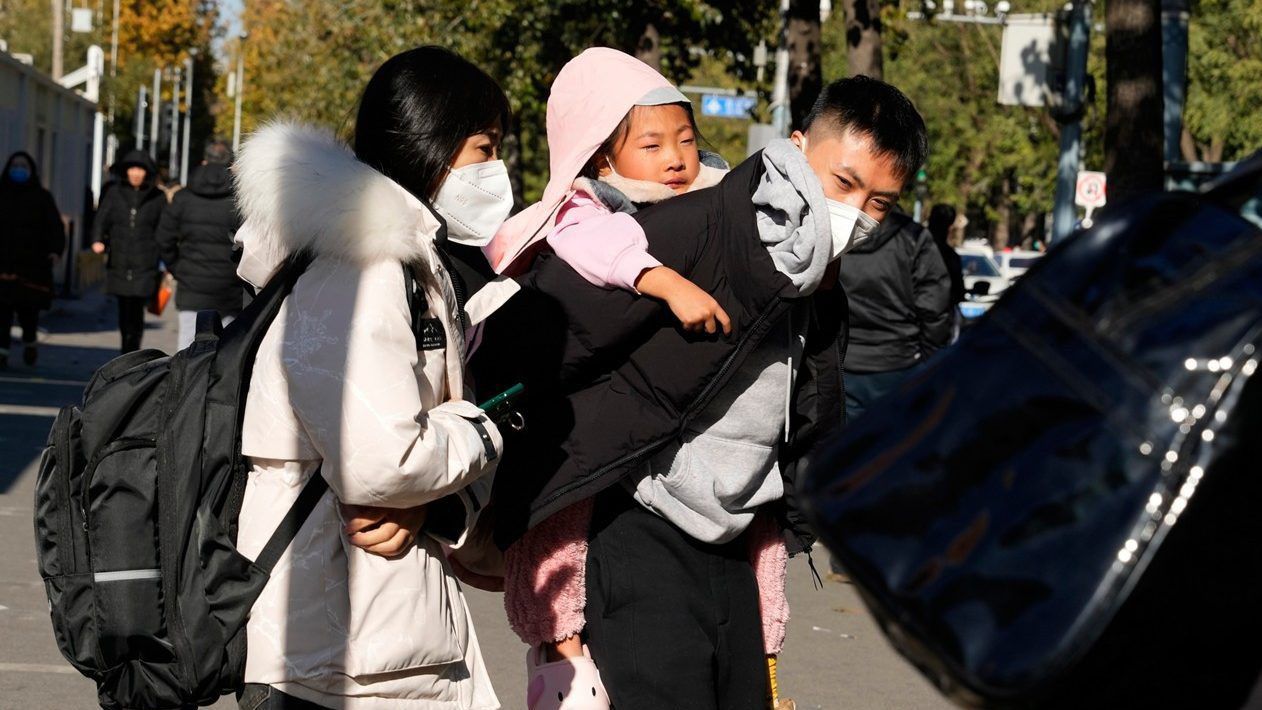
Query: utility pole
1050 1 1091 243
150 69 161 161
168 66 181 181
180 52 194 184
51 0 64 79
232 33 247 154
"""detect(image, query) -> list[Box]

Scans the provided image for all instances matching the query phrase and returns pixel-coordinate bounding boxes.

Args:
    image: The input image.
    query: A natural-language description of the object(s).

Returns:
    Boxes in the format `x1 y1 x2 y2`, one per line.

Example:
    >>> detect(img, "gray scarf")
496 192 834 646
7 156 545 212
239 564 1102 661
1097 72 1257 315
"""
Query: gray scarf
751 138 832 296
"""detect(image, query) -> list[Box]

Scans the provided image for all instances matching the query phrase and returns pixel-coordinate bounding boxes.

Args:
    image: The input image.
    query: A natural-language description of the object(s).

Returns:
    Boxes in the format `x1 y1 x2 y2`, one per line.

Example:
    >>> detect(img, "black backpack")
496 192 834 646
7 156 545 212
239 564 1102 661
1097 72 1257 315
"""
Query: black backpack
33 254 336 709
802 160 1262 707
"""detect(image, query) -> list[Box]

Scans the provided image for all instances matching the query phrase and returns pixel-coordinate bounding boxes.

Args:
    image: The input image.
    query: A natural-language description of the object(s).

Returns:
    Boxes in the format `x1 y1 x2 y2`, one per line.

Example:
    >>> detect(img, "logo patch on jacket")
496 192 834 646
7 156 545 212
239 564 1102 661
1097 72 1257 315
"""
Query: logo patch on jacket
416 318 446 351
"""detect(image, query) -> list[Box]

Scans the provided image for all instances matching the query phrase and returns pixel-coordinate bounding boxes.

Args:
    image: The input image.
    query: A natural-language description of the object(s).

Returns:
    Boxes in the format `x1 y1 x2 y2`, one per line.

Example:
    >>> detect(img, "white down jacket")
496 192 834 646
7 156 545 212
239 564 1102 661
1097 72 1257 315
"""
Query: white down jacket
231 123 504 709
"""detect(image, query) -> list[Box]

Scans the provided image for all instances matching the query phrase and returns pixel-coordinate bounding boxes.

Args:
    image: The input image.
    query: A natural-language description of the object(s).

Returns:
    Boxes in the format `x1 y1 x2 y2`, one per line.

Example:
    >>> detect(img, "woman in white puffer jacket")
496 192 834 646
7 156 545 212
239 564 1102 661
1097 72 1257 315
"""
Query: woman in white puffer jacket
231 46 519 709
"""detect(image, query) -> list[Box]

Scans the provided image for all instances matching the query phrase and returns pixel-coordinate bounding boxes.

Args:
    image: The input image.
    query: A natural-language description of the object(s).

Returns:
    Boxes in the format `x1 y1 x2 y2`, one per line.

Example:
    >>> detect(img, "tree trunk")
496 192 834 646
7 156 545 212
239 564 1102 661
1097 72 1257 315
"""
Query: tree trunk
1104 0 1164 204
1020 212 1040 248
993 176 1012 250
635 22 662 70
1179 126 1198 163
842 0 883 79
787 0 823 130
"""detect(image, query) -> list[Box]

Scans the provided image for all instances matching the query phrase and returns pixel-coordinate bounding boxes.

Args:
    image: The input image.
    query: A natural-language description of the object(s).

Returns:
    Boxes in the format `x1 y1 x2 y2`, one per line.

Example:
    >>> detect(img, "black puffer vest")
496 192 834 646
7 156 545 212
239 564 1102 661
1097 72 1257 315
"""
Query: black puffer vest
476 152 847 553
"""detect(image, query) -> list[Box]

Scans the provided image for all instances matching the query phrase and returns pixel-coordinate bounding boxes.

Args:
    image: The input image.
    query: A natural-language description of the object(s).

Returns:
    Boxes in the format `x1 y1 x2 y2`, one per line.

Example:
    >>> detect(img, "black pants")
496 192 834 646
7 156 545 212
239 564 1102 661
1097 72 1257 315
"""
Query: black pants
0 302 38 350
843 364 919 422
238 684 330 709
116 295 147 353
583 488 768 710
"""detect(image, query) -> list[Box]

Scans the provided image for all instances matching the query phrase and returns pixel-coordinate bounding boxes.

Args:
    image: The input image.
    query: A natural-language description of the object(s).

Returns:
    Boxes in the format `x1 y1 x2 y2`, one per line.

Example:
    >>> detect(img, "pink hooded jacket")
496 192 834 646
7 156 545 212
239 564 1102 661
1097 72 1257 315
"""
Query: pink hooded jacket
484 47 681 277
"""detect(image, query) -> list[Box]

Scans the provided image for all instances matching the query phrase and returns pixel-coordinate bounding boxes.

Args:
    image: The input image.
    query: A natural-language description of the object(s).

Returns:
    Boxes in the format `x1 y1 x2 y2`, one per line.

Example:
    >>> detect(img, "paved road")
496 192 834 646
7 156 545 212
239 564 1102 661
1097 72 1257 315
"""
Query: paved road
0 290 954 709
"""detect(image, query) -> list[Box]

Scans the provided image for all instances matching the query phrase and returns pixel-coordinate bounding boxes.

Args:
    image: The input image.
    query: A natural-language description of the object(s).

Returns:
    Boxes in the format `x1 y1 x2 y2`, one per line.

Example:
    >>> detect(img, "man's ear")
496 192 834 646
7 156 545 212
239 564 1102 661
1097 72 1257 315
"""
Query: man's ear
790 130 806 151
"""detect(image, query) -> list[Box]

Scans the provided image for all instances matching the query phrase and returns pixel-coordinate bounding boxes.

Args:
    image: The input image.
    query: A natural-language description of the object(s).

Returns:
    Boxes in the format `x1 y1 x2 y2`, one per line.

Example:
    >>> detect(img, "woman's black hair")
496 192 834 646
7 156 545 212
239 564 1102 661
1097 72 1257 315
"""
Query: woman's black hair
579 102 704 180
2 150 40 185
353 46 511 201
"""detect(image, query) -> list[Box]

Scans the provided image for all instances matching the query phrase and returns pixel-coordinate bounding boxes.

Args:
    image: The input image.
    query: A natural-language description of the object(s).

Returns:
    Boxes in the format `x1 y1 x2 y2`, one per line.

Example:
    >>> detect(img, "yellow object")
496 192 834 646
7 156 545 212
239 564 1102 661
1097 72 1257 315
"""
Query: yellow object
767 655 779 706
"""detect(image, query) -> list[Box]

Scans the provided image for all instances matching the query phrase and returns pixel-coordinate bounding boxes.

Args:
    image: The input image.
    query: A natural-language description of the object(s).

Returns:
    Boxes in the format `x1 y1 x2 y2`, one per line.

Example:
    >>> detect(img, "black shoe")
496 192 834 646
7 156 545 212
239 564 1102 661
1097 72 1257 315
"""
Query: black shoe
22 344 37 366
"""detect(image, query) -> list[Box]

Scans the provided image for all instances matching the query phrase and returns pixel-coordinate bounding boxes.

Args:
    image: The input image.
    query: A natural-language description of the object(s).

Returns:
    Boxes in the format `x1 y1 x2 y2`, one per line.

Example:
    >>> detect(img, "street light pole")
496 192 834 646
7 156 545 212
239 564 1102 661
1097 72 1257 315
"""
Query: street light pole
232 32 247 154
135 84 147 149
150 69 161 161
168 67 181 181
180 53 194 184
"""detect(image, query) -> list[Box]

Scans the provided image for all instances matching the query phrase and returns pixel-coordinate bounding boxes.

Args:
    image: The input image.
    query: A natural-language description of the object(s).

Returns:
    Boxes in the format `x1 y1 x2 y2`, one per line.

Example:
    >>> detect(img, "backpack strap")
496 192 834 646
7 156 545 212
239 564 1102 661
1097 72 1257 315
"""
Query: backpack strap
194 310 223 343
251 469 328 574
404 263 448 351
403 263 429 328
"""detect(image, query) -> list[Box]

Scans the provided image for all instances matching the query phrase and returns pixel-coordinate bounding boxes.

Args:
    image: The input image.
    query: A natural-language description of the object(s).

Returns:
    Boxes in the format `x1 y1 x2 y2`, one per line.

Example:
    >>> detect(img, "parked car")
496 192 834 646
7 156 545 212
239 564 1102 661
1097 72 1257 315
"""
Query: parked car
997 248 1044 281
956 245 1010 320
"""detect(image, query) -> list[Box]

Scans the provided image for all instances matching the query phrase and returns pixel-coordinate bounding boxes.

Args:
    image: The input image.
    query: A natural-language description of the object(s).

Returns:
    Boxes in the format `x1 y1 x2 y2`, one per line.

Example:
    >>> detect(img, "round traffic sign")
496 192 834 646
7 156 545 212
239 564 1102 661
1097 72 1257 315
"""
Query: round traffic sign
1075 171 1107 209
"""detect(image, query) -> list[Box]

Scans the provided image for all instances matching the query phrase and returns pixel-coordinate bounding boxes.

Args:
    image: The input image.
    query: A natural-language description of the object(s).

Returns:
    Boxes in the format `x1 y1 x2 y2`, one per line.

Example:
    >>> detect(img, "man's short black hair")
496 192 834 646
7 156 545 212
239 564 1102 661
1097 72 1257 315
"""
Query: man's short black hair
203 139 233 165
801 75 928 184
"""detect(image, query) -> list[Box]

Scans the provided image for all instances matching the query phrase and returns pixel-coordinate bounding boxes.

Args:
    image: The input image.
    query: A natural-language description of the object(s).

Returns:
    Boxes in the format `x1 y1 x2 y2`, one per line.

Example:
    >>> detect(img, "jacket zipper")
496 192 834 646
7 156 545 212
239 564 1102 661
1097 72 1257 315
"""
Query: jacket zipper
541 302 786 509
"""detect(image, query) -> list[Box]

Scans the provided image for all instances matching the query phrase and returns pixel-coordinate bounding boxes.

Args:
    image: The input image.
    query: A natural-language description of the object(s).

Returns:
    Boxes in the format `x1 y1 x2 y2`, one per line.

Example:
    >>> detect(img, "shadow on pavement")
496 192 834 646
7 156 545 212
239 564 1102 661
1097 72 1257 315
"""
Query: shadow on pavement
0 341 121 494
0 412 55 494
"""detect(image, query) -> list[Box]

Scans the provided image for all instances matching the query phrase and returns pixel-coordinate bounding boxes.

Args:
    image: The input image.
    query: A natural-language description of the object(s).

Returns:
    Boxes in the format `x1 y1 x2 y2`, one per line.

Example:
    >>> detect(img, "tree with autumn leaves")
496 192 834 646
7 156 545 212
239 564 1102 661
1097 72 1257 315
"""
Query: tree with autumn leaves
222 0 776 204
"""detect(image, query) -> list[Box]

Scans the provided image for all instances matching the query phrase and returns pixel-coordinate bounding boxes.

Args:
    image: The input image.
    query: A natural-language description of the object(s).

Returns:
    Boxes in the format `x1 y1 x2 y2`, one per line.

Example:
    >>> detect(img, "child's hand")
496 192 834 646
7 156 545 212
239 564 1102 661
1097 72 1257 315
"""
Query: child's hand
341 503 428 558
635 266 732 335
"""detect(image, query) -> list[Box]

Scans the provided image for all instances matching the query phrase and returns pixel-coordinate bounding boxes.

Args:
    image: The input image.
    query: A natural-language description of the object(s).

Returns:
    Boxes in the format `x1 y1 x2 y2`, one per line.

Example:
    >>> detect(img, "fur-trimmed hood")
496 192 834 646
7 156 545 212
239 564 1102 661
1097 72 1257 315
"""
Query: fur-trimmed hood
233 122 442 288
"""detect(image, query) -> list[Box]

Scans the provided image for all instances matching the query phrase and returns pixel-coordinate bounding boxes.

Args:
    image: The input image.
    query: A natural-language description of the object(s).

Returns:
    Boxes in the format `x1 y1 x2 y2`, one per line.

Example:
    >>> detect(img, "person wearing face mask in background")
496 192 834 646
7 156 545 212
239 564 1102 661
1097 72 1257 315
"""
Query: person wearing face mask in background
0 151 66 368
91 150 166 354
481 75 929 710
837 206 952 423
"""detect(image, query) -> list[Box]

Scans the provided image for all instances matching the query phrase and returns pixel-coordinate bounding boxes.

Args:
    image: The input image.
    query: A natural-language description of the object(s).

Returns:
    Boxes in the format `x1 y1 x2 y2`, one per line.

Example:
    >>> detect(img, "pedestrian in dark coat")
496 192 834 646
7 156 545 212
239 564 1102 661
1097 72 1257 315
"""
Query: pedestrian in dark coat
92 150 165 353
928 204 964 307
0 151 66 367
838 208 952 421
156 140 244 349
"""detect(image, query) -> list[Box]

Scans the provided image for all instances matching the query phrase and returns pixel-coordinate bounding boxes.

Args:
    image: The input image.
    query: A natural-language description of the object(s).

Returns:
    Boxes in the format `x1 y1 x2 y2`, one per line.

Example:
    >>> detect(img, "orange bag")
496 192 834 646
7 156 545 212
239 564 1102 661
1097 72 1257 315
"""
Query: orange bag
148 273 173 316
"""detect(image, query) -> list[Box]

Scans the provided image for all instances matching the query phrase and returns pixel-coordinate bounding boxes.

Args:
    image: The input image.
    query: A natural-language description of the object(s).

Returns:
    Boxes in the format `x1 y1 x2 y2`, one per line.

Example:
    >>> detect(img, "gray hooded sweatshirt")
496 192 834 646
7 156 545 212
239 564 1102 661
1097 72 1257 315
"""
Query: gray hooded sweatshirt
630 139 833 543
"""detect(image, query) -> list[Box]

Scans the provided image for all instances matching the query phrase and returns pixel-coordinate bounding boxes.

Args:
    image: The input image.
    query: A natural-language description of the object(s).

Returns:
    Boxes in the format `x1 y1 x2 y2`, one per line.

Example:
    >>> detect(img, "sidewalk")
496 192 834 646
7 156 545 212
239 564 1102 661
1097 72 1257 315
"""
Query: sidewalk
0 290 953 709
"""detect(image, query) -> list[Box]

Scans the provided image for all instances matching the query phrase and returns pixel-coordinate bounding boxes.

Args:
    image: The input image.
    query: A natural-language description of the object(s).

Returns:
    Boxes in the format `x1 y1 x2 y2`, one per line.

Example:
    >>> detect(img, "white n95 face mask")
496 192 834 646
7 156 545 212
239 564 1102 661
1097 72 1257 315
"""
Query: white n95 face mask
432 160 514 247
826 198 880 260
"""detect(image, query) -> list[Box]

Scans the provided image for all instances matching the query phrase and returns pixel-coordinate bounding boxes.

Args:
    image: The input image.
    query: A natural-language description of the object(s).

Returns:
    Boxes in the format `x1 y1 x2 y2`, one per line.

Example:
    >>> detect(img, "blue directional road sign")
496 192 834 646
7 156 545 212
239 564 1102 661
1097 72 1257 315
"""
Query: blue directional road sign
701 94 756 119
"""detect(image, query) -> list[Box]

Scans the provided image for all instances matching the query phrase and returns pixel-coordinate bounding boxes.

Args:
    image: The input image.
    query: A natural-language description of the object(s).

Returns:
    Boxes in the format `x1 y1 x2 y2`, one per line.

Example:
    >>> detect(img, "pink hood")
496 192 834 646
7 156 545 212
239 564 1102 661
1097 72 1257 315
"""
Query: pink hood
483 47 682 274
